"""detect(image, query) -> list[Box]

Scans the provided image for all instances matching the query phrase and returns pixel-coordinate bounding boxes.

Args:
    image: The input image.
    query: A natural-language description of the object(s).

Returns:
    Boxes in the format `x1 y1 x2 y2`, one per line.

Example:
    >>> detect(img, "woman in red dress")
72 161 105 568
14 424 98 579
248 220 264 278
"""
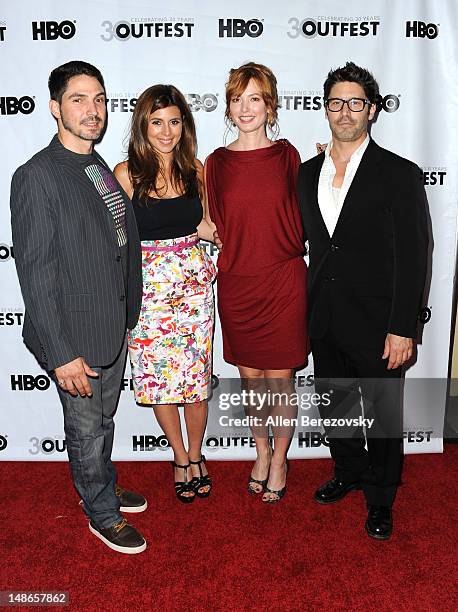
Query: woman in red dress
205 62 307 502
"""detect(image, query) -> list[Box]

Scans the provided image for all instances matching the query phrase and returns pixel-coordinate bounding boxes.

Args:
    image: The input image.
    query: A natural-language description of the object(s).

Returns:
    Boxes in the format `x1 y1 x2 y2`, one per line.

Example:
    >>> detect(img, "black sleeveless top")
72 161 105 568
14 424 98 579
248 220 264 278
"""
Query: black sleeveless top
132 192 203 240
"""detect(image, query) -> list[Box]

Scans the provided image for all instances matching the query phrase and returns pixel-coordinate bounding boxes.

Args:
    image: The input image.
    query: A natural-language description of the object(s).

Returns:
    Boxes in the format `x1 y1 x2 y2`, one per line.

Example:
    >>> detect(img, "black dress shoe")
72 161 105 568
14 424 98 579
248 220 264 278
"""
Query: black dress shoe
365 505 393 540
314 478 360 504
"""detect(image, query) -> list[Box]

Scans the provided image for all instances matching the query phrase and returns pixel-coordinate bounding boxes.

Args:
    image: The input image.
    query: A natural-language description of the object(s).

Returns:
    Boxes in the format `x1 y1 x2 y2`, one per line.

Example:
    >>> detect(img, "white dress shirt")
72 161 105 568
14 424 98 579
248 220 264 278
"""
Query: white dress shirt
317 134 370 237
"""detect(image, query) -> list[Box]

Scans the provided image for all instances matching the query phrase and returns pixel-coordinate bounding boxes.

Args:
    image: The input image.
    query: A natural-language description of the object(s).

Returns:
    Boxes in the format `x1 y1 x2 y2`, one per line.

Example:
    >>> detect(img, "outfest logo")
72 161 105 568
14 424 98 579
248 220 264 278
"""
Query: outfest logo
101 17 194 41
287 16 380 38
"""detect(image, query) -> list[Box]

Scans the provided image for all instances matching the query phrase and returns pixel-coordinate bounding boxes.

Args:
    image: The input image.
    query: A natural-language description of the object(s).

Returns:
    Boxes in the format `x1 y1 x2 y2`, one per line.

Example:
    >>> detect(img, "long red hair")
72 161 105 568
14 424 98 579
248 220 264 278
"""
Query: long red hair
225 62 279 129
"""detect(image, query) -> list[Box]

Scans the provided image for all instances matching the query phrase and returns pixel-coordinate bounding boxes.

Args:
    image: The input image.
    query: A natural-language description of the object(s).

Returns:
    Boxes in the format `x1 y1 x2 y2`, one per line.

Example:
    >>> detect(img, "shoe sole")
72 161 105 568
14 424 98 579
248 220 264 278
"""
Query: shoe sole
313 484 361 505
88 522 147 554
80 499 148 514
365 522 392 540
177 496 195 503
120 500 148 513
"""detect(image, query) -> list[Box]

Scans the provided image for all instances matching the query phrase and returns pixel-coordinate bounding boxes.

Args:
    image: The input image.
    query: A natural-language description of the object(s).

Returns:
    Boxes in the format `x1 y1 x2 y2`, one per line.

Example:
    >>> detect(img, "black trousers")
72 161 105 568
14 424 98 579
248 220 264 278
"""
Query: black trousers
311 332 402 506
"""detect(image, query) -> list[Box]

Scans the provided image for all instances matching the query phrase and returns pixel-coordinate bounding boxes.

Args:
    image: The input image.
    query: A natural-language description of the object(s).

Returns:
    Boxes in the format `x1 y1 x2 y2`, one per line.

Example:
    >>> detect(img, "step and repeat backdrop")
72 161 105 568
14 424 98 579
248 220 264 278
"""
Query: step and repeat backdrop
1 0 457 460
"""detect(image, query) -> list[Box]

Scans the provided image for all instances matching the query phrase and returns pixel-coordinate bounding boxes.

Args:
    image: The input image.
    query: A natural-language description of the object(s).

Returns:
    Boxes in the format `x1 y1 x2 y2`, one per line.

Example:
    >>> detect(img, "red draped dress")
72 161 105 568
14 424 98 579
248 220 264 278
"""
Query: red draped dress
206 139 307 369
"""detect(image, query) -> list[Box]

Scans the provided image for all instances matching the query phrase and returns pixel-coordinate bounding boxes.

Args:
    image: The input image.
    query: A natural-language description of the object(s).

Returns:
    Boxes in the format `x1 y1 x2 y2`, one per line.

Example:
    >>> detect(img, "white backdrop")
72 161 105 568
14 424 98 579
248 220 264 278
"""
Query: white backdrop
1 0 457 460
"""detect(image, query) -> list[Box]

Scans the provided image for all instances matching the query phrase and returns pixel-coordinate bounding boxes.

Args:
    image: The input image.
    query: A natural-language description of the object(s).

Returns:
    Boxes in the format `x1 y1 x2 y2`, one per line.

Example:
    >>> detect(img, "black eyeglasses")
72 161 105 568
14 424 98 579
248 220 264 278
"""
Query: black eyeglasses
325 98 371 112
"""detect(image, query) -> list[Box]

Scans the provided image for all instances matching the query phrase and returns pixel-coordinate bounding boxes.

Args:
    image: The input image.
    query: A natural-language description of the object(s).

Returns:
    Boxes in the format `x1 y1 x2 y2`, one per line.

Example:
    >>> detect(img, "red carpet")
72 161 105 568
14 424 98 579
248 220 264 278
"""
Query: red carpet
1 447 457 611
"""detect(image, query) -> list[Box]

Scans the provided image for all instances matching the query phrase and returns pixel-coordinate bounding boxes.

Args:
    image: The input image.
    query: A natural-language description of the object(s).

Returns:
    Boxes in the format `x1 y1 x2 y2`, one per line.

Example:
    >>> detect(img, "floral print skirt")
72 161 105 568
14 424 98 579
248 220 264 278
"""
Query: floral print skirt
128 234 216 404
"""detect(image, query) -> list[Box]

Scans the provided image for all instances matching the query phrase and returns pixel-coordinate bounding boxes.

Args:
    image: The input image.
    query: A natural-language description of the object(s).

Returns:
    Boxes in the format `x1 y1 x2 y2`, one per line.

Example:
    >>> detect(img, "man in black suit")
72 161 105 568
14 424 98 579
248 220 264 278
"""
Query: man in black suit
10 61 147 554
297 62 428 539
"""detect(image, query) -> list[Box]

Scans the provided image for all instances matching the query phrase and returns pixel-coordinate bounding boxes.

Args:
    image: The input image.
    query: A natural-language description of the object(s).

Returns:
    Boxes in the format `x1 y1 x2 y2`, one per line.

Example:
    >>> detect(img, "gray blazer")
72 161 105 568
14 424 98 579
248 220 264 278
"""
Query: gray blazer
10 135 142 370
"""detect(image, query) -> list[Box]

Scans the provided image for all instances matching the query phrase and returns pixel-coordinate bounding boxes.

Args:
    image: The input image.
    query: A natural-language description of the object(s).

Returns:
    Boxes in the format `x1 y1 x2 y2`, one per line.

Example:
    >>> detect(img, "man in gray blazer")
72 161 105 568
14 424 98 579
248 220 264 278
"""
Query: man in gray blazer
10 61 147 554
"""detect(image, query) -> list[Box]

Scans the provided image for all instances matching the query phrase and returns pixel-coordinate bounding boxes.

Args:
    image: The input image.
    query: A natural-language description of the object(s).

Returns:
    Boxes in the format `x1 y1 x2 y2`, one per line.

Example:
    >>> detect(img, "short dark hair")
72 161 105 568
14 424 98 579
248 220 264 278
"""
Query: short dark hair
48 60 105 103
323 61 379 103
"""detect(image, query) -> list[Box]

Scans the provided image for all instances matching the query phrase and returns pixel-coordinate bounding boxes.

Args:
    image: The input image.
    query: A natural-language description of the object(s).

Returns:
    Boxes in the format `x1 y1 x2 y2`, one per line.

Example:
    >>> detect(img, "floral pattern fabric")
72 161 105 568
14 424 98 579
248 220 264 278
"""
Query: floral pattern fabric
128 234 216 404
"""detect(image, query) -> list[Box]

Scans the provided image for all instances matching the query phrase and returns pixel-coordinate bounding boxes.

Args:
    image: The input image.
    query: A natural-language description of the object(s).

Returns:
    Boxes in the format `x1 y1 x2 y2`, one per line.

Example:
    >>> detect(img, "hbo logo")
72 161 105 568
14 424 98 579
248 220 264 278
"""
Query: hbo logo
406 21 439 39
186 93 218 112
418 307 432 324
10 375 51 391
219 19 263 38
132 435 171 451
0 97 34 116
32 20 76 40
377 94 400 113
0 244 14 260
0 435 7 452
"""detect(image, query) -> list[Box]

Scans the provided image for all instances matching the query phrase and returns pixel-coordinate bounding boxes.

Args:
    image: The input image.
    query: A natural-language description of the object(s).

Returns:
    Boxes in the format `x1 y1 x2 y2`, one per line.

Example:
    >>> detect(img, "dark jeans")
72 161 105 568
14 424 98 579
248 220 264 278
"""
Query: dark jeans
312 332 402 507
55 338 127 529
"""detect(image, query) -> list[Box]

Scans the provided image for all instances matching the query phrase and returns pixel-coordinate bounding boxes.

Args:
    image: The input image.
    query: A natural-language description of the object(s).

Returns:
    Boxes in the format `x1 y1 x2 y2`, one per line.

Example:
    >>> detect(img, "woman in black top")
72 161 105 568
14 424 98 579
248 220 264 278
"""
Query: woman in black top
115 85 216 503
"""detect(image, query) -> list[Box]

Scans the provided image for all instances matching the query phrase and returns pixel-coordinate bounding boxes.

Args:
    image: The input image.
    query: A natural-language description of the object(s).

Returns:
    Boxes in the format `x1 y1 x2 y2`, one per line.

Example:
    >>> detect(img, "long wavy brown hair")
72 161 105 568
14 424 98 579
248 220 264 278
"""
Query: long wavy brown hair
127 84 198 203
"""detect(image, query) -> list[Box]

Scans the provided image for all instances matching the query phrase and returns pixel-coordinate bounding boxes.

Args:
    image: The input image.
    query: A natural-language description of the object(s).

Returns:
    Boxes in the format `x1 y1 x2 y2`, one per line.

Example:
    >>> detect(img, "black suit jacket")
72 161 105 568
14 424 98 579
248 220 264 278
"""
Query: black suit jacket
10 135 142 370
297 139 428 349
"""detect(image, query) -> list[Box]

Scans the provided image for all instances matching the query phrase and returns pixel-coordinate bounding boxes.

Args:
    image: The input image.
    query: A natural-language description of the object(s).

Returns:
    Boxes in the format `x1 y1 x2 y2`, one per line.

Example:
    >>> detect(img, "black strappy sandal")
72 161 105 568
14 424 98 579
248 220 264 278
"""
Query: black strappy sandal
248 475 268 494
172 461 196 504
248 447 272 494
189 455 212 498
262 461 288 504
262 484 287 503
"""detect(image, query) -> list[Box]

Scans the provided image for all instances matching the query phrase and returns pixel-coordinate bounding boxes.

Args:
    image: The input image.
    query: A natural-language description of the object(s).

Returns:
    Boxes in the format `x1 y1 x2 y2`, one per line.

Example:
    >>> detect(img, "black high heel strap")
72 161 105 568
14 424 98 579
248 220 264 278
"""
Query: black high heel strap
189 455 206 478
189 455 212 497
172 461 195 503
172 461 191 482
